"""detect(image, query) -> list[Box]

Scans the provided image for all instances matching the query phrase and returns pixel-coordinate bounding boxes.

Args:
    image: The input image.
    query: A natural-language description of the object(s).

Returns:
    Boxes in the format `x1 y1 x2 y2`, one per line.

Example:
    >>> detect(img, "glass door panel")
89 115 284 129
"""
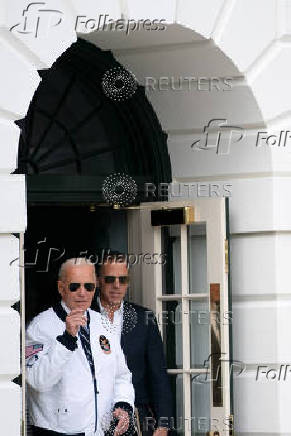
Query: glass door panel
191 377 211 436
190 299 210 369
188 223 207 294
128 199 231 436
168 374 184 436
161 225 182 295
162 300 183 370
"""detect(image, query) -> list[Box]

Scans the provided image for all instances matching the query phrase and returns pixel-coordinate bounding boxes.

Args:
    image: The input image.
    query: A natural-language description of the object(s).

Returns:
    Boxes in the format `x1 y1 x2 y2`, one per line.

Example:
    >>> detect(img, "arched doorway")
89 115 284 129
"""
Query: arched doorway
16 24 244 436
17 33 233 436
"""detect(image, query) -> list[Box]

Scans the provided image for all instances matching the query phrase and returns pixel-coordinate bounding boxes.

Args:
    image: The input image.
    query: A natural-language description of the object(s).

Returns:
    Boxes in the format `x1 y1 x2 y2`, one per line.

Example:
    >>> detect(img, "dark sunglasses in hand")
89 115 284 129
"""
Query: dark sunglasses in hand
68 282 96 292
103 275 129 284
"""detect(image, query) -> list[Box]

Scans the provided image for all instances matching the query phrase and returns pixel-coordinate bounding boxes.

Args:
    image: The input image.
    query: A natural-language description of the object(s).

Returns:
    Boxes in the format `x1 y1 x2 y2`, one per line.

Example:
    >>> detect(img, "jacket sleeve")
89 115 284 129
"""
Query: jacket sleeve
113 337 135 409
26 317 77 392
146 311 174 428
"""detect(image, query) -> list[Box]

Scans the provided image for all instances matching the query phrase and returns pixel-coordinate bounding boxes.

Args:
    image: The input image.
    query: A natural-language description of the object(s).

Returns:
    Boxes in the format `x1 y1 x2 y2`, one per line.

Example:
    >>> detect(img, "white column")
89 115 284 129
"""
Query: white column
0 175 26 436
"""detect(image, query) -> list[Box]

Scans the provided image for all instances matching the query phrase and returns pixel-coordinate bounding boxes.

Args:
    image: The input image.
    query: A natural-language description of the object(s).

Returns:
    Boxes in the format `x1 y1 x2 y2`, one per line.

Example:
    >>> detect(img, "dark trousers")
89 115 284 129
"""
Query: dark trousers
135 406 177 436
31 426 84 436
136 405 155 436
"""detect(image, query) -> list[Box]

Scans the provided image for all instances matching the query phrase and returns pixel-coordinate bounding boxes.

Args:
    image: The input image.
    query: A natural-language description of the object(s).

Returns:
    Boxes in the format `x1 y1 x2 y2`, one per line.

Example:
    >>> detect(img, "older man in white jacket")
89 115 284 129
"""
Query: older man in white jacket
26 258 135 436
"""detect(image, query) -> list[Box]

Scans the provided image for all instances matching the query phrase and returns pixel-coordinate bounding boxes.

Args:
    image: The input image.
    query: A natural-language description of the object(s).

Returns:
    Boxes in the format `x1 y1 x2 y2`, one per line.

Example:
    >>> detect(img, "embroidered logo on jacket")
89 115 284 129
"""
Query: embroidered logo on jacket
25 343 43 368
25 343 43 359
99 335 111 354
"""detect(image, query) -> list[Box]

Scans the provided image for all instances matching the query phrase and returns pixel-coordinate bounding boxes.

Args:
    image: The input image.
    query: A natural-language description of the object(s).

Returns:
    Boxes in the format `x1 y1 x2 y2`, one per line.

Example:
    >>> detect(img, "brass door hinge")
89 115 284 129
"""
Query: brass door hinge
229 414 234 436
225 239 229 274
183 206 195 224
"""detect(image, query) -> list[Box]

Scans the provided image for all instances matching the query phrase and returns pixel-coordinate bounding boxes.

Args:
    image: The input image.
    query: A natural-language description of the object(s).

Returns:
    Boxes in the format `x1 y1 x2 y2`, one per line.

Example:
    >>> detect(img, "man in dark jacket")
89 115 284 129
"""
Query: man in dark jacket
92 253 174 436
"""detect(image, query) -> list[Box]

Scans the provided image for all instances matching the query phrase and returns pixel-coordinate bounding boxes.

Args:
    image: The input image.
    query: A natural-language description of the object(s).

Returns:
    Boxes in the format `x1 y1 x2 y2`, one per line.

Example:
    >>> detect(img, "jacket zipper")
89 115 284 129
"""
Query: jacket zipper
92 374 98 433
78 312 98 434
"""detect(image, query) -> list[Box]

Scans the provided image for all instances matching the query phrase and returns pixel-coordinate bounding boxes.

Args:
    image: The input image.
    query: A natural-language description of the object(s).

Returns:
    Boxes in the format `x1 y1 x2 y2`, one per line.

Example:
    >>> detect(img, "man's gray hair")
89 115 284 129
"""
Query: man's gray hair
58 258 96 281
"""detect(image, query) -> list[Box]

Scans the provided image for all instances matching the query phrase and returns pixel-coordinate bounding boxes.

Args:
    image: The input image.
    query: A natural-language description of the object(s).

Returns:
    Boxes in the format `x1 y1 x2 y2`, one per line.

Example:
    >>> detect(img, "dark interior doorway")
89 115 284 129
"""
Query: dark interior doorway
24 204 127 324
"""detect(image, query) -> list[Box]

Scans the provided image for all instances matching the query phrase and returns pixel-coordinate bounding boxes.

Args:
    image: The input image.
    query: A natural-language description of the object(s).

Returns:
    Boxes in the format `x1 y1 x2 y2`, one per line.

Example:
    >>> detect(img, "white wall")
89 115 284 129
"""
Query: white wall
0 177 26 435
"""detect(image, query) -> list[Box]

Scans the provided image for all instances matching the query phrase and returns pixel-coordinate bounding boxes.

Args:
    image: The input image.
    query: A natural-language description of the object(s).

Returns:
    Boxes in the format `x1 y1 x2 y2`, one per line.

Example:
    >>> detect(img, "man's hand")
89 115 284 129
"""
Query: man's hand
113 407 130 435
66 310 86 336
153 428 168 436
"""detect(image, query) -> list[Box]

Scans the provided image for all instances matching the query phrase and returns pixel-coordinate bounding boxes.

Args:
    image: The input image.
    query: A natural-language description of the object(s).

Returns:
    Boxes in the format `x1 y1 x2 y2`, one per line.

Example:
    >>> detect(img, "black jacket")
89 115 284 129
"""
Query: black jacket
93 300 174 427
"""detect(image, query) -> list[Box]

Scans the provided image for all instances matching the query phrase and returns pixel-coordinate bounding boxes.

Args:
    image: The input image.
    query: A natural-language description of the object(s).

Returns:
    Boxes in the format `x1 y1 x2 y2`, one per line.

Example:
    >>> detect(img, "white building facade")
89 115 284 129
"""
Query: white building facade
0 0 291 435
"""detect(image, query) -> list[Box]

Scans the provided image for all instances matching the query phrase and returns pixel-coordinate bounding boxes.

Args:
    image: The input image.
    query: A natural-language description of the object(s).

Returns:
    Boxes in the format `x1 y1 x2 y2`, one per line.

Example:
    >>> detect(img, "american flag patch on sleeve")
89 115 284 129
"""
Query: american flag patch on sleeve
25 343 43 359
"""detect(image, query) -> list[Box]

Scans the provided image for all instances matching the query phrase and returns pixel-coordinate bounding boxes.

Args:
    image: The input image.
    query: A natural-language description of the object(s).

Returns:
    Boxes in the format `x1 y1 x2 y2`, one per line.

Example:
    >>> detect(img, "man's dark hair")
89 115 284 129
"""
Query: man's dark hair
96 251 129 276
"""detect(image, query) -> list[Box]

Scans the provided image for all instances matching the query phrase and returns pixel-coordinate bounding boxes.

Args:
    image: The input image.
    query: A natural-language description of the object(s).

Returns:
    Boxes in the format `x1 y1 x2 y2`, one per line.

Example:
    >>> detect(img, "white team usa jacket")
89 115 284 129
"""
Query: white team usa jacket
25 304 134 436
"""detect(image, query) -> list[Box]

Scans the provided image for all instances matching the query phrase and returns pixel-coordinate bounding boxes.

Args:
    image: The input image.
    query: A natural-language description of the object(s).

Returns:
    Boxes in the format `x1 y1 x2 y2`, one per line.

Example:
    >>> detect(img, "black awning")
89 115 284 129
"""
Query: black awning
15 38 172 203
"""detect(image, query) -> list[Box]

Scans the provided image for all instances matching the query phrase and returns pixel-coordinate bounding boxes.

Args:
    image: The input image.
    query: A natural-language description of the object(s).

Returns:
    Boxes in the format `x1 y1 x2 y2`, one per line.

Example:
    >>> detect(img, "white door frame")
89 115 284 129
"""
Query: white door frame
128 198 231 436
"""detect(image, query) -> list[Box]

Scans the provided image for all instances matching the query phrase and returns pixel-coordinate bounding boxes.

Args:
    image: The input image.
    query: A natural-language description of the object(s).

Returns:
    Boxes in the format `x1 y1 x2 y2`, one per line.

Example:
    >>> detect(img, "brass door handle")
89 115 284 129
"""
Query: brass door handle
210 283 223 408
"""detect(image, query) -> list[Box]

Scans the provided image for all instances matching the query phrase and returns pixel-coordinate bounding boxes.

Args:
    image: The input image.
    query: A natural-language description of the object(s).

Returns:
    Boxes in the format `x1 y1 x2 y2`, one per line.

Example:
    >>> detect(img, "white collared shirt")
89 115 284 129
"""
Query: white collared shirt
61 300 71 314
97 297 123 339
61 301 87 317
